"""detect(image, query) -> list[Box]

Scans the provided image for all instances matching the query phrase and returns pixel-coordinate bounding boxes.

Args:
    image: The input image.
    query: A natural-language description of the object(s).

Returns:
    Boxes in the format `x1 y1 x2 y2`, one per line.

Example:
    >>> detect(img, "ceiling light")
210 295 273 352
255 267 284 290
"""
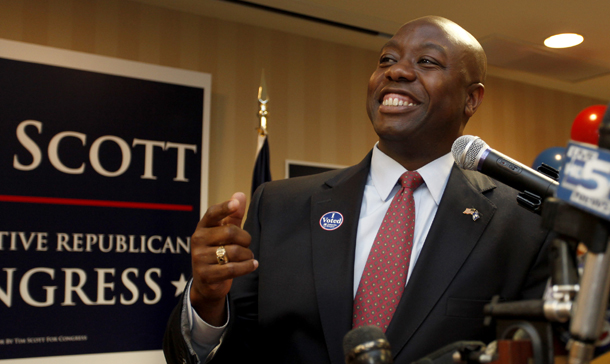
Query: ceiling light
544 33 584 48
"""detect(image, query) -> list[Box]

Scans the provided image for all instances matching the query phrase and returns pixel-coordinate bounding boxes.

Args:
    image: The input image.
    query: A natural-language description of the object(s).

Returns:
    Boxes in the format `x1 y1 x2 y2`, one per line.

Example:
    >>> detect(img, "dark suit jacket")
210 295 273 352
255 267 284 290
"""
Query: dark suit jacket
164 152 550 364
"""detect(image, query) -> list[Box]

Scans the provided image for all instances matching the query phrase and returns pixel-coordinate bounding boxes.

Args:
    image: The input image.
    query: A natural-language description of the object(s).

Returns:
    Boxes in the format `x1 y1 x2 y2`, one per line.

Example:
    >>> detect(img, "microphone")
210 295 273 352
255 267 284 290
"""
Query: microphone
452 135 558 199
343 326 393 364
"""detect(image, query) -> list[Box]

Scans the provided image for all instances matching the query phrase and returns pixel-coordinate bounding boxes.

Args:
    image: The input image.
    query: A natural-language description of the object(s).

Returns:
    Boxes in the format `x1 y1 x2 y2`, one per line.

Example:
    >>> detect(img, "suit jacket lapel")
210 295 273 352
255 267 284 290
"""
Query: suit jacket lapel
311 153 371 364
386 165 498 357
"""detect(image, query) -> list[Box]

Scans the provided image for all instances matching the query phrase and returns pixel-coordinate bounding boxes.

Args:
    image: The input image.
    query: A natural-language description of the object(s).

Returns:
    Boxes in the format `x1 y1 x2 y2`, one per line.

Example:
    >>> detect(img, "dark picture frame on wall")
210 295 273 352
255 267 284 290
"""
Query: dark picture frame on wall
285 159 346 179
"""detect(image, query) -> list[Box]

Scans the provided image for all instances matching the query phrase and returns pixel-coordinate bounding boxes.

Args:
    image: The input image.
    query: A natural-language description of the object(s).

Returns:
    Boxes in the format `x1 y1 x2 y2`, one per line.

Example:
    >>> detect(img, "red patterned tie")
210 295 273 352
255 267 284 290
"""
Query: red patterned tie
353 171 424 332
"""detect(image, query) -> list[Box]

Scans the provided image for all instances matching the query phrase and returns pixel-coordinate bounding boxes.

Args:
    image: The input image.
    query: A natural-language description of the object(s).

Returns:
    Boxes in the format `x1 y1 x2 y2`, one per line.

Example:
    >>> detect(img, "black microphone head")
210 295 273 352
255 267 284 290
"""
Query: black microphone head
343 326 393 364
451 135 489 171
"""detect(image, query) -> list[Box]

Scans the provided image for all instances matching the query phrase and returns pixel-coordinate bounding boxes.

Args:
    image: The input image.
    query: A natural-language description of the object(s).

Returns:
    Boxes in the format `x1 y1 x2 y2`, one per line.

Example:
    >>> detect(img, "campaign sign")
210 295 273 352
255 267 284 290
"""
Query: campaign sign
557 141 610 219
0 40 210 361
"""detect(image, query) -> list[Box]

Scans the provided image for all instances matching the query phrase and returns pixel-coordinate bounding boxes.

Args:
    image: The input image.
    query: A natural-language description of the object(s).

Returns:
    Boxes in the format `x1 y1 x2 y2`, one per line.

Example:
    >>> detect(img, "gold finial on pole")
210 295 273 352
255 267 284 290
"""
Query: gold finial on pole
257 69 269 136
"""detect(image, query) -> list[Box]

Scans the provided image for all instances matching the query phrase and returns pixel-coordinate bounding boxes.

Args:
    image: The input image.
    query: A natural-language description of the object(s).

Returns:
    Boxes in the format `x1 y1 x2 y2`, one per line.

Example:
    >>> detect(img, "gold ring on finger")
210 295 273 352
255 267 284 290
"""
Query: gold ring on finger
216 245 229 265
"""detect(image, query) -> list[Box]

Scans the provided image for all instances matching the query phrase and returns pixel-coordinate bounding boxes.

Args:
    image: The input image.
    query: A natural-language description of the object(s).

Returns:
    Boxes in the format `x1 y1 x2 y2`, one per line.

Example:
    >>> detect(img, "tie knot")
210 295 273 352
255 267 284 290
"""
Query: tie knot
399 171 423 191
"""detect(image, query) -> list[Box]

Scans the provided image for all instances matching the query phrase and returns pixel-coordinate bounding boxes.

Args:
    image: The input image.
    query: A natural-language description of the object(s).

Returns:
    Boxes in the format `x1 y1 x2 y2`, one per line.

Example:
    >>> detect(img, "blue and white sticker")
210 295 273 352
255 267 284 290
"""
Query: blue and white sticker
320 211 344 231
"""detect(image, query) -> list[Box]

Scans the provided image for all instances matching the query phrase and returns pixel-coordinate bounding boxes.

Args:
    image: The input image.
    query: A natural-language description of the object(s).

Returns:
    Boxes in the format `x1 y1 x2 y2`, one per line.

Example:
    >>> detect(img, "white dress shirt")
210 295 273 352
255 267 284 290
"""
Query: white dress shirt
354 146 454 295
187 145 455 361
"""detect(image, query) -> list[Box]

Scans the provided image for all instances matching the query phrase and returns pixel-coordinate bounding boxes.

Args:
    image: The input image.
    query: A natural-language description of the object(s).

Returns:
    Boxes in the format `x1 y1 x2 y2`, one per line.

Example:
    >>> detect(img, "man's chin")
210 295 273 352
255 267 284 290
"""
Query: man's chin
372 121 420 141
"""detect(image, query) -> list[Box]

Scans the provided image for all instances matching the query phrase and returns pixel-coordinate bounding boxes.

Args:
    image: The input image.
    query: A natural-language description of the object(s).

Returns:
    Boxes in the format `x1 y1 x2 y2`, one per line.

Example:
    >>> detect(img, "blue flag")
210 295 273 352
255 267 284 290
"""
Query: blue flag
252 134 272 196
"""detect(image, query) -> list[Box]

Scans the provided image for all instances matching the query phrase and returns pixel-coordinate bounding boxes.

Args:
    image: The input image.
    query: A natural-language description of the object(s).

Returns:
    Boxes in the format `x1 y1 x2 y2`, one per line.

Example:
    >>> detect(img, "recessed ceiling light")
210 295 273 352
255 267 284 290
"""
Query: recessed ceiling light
544 33 584 48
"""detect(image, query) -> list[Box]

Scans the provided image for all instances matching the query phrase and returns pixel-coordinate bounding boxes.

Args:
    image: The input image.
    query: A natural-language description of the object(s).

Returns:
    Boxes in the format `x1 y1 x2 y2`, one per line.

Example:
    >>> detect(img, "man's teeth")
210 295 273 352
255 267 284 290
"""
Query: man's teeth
382 98 416 106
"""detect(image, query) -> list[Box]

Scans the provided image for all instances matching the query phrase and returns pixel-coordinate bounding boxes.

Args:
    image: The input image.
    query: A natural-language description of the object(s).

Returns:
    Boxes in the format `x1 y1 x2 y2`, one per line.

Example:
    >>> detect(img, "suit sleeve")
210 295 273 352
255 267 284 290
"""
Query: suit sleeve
163 288 200 364
163 184 267 363
519 230 553 300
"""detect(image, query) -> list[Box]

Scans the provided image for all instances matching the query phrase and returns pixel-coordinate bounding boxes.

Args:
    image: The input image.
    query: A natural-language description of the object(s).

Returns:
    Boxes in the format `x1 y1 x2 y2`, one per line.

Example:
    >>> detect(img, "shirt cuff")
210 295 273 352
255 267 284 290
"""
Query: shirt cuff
185 280 229 362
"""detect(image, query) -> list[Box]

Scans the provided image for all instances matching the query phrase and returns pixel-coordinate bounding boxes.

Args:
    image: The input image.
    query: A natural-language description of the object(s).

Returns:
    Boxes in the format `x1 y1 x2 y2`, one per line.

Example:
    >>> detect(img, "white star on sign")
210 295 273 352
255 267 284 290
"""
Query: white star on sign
171 274 188 297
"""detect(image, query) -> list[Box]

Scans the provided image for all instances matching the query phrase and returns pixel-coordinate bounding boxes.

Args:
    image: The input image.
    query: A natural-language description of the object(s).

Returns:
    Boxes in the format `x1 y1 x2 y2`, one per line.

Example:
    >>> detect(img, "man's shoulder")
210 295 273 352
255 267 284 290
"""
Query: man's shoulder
455 166 524 200
452 165 540 215
257 152 373 197
261 164 358 195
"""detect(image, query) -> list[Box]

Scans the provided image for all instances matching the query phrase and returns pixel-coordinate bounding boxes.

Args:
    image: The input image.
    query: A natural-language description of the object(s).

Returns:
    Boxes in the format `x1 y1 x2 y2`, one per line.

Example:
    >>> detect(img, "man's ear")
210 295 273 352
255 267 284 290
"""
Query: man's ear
464 83 485 118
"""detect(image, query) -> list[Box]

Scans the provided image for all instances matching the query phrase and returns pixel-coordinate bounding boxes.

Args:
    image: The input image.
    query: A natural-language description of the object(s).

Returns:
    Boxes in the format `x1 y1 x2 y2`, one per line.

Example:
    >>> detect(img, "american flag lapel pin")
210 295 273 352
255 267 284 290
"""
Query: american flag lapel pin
463 208 480 221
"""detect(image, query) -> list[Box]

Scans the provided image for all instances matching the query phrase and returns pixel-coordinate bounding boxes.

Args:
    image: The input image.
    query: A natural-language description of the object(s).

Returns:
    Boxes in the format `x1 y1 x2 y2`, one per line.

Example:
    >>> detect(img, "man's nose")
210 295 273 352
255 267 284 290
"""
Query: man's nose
385 62 416 82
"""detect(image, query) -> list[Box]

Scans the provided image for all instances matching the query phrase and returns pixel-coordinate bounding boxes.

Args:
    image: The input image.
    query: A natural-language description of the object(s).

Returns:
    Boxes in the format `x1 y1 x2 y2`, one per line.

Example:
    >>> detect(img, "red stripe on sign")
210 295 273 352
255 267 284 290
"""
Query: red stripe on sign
0 195 193 211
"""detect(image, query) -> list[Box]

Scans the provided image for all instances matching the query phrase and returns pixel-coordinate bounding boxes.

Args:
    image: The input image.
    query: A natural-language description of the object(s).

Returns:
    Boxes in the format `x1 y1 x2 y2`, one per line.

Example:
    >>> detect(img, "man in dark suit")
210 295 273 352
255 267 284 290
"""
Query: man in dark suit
164 15 550 364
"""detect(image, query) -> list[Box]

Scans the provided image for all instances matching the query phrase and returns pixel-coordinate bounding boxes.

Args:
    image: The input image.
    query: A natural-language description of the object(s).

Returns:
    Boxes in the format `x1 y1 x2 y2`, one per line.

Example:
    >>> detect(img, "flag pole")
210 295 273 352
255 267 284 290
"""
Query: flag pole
252 69 272 196
257 69 269 136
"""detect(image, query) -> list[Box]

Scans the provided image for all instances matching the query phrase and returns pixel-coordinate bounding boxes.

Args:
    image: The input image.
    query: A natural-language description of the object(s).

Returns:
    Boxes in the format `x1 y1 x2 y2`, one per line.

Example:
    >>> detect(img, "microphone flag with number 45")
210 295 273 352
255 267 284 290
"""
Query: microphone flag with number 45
557 141 610 220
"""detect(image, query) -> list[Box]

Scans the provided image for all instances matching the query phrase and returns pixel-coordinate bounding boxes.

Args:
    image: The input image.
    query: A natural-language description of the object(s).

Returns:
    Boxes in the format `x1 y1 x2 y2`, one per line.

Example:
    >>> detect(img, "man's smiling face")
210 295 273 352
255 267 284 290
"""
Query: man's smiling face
367 18 483 160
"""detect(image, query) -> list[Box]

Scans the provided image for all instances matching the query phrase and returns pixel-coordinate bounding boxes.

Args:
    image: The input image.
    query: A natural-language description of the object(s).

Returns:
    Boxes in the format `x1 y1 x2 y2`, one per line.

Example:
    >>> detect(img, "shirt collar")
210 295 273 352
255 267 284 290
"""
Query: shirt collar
370 144 454 204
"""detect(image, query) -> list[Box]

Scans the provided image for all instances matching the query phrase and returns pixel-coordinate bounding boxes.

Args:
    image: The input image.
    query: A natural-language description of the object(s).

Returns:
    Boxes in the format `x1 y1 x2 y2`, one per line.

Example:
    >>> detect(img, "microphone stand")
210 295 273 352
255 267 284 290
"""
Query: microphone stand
561 109 610 364
569 241 610 364
541 198 610 364
485 195 610 364
484 106 610 364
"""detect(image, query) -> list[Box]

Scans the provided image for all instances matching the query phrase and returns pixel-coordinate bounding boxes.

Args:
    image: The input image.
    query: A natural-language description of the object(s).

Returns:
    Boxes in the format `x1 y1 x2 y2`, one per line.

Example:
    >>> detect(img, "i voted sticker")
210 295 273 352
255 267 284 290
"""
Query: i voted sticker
320 211 344 231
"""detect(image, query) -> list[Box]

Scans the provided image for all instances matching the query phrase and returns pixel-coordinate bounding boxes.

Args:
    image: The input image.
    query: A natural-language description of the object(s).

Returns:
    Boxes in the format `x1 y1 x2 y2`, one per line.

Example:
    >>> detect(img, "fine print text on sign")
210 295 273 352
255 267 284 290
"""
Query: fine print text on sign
557 141 610 218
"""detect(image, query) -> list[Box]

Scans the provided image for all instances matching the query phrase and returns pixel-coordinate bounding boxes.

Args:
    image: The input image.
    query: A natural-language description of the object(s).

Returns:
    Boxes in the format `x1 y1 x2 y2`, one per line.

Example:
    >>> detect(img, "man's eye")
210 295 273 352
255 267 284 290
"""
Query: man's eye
379 56 396 64
419 58 438 66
